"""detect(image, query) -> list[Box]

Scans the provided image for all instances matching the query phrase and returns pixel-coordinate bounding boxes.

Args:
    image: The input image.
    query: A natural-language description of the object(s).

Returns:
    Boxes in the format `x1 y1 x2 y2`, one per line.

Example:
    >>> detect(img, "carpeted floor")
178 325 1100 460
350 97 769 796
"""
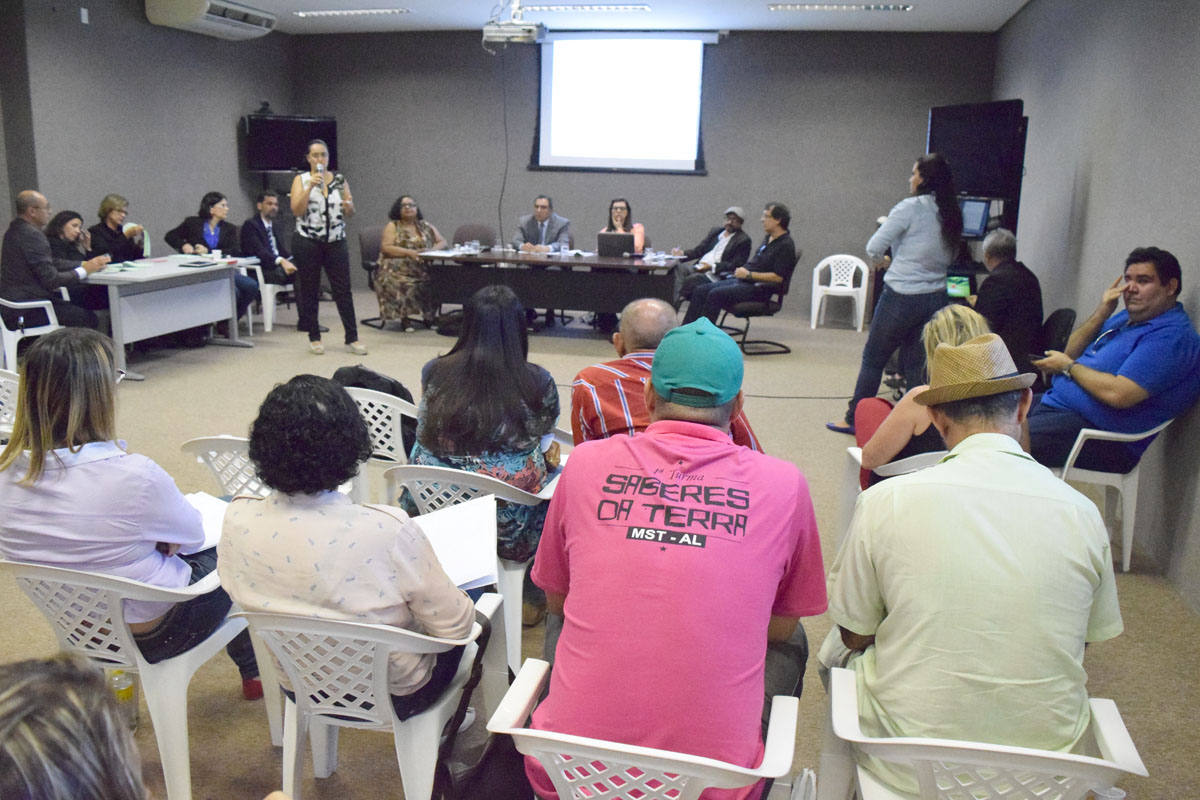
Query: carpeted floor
0 289 1195 798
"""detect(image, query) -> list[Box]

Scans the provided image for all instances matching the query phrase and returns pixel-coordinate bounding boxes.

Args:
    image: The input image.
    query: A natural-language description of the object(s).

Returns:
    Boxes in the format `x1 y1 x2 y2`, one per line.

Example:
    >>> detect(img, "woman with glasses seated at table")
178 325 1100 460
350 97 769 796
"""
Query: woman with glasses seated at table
46 210 110 313
0 328 261 700
219 374 476 720
164 191 257 324
87 194 144 264
375 194 447 332
595 197 647 333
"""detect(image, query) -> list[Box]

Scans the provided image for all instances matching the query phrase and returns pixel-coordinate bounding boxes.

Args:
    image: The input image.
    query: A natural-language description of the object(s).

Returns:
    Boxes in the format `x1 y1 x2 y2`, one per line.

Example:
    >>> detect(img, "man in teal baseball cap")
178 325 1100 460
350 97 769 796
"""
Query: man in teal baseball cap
526 318 827 798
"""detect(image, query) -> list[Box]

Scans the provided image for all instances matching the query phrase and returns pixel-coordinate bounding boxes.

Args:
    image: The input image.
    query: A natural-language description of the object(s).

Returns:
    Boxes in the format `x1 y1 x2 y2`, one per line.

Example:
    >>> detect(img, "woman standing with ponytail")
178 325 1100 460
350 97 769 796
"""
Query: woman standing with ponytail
828 153 963 433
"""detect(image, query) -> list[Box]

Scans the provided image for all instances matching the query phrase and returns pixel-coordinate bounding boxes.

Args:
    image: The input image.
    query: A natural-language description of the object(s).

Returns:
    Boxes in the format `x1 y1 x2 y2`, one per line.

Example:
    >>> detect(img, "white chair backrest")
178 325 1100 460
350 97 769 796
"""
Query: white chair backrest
180 435 269 498
0 560 197 670
235 611 479 729
874 449 949 477
490 659 797 800
384 464 542 514
0 368 18 430
829 667 1147 800
344 386 418 463
815 255 867 288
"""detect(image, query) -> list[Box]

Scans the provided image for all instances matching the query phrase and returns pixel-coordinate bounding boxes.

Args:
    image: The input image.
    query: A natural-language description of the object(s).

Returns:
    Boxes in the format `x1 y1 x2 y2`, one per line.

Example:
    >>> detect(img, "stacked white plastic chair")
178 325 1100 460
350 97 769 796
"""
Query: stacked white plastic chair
811 255 869 331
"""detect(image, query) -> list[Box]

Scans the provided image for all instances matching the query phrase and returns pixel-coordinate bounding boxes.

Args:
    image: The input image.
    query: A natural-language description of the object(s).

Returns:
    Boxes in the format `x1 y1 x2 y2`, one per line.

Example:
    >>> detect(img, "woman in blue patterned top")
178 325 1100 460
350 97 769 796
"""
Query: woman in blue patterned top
409 285 561 565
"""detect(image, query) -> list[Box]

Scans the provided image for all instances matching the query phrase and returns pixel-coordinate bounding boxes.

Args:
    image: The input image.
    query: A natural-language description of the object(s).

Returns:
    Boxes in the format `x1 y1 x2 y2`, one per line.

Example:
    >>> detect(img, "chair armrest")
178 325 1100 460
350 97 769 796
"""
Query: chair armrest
474 591 502 622
1062 421 1173 473
1088 698 1148 776
758 695 799 778
847 446 864 467
487 658 551 733
0 298 58 327
829 667 868 742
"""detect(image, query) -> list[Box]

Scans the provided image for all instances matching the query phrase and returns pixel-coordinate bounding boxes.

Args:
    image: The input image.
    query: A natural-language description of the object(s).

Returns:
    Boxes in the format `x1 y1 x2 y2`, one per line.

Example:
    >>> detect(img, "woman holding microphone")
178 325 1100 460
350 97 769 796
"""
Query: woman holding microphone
290 139 367 355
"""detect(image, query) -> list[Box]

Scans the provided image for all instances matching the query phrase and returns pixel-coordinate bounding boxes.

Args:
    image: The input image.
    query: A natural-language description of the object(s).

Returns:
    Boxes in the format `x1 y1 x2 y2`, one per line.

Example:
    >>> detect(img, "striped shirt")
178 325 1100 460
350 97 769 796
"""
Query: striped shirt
570 351 762 451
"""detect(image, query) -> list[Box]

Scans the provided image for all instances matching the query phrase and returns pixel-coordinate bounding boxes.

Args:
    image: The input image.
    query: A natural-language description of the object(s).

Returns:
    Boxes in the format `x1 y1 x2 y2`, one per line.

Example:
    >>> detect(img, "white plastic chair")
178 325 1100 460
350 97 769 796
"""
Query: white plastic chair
239 262 291 334
0 367 17 442
1 297 62 370
818 667 1146 800
488 658 800 800
233 592 505 800
1051 419 1173 572
837 446 947 548
384 463 552 675
180 435 270 499
345 386 419 503
811 255 868 332
0 559 251 800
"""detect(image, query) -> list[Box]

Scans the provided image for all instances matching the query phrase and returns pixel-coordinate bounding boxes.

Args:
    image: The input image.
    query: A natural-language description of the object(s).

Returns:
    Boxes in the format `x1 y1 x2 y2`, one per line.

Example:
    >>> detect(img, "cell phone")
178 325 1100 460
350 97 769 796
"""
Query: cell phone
1028 353 1047 362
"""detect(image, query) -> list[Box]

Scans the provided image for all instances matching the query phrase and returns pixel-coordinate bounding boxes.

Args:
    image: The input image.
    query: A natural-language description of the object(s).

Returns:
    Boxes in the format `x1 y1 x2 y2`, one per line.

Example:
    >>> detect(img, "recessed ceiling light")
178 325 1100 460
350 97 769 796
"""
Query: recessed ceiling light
293 8 412 18
522 4 652 12
768 3 913 11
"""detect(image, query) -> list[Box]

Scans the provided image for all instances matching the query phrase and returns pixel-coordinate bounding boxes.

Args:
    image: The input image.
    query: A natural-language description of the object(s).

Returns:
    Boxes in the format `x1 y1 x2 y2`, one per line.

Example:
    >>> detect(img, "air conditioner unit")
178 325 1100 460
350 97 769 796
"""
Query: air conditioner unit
146 0 276 40
482 20 546 44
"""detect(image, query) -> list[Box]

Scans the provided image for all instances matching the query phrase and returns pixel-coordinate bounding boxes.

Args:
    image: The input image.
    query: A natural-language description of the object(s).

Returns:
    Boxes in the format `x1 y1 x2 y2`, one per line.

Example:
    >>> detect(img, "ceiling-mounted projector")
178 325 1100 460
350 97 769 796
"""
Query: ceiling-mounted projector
482 20 545 43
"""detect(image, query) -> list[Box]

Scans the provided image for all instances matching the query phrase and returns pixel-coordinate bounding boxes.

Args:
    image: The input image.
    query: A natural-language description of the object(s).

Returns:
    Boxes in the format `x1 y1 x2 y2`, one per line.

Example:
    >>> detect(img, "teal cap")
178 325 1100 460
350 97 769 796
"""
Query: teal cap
651 318 744 408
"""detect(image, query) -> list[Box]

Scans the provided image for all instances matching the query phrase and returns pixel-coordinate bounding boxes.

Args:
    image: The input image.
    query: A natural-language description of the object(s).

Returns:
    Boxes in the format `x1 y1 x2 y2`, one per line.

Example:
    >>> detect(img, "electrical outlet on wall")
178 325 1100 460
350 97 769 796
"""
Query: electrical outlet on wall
80 7 89 24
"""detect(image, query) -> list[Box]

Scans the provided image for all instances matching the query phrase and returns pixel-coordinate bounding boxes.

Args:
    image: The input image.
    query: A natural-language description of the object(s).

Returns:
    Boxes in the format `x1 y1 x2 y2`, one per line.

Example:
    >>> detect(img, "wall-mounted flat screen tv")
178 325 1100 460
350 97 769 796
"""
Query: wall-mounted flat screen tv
243 114 337 172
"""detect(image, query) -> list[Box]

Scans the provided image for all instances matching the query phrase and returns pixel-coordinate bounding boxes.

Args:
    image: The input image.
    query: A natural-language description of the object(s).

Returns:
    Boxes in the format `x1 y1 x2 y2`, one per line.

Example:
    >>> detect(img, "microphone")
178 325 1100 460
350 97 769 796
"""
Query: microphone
316 163 325 176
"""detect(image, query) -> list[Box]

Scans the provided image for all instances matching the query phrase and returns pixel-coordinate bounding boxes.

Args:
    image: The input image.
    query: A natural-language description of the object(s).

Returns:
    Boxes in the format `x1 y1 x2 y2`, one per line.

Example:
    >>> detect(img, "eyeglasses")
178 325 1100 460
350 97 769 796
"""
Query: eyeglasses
115 369 126 384
399 202 417 208
1089 327 1122 354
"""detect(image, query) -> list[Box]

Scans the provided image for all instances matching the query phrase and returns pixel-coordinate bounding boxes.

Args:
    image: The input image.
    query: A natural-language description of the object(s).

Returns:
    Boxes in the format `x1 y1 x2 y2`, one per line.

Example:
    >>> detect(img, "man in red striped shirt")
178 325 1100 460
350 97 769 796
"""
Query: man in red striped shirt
570 297 763 451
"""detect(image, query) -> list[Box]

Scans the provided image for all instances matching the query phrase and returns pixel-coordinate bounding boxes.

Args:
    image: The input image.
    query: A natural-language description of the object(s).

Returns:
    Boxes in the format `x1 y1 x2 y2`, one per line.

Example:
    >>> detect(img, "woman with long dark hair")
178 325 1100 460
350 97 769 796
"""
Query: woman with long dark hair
164 191 257 324
829 153 962 433
599 197 645 254
410 285 560 565
289 138 367 355
47 211 110 314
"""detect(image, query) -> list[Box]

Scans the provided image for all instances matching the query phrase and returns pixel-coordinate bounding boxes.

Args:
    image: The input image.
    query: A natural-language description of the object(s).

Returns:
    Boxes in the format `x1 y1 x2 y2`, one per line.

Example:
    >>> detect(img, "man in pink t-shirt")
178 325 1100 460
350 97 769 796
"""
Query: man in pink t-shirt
529 318 828 800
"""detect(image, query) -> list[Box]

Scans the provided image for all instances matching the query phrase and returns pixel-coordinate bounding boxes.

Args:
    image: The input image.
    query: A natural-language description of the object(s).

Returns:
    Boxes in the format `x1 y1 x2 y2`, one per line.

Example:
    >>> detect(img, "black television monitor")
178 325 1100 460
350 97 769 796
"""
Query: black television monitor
243 114 337 172
960 197 990 238
927 100 1026 199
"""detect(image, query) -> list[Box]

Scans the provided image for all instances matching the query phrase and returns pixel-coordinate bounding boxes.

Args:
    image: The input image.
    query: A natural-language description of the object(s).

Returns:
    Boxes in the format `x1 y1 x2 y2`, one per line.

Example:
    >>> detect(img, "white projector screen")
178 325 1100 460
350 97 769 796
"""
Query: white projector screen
535 33 713 173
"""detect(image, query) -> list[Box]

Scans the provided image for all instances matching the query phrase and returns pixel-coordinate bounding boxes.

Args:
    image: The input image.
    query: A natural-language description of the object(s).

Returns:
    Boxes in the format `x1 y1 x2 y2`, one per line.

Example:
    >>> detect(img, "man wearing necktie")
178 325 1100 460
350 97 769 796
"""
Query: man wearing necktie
512 195 572 327
240 190 297 285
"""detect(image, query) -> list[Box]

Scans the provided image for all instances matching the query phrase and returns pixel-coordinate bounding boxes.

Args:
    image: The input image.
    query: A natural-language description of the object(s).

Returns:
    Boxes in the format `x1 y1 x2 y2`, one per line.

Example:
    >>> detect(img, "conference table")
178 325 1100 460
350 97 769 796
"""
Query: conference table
86 254 254 374
418 248 680 313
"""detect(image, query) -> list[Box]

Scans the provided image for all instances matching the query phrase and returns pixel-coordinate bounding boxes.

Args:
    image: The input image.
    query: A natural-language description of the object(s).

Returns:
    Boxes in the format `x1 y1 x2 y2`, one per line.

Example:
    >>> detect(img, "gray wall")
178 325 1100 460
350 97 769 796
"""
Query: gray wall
299 30 995 294
12 0 294 247
994 0 1200 609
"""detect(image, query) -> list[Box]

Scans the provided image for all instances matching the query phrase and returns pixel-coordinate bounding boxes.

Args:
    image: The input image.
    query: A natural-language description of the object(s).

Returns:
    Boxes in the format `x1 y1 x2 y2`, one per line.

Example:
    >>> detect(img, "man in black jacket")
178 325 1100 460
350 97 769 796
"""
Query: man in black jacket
672 206 751 309
971 228 1044 379
683 203 796 324
1 190 109 330
240 190 297 285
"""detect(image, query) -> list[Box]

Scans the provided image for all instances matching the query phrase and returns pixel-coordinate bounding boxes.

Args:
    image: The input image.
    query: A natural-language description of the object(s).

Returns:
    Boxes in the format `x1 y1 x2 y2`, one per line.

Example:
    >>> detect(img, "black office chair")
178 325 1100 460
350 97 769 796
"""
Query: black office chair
451 223 498 250
717 251 802 356
359 225 386 330
1041 307 1076 353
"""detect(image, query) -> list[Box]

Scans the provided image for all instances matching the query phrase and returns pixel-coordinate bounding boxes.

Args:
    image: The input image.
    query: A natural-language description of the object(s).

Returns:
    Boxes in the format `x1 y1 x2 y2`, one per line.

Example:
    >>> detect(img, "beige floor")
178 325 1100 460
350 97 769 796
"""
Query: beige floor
1 289 1196 798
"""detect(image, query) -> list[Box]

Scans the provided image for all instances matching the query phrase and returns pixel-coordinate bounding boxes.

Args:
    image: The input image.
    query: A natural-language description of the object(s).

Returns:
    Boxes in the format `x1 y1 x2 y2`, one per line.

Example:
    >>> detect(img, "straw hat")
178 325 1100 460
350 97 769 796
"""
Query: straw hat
914 333 1036 406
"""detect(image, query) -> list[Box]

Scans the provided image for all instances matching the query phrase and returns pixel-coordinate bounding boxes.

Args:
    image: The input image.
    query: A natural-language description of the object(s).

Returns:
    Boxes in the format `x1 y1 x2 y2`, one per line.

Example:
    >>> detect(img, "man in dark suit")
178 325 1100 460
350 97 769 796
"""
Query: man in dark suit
671 206 752 309
1 190 109 330
971 228 1044 378
512 195 571 327
240 189 297 285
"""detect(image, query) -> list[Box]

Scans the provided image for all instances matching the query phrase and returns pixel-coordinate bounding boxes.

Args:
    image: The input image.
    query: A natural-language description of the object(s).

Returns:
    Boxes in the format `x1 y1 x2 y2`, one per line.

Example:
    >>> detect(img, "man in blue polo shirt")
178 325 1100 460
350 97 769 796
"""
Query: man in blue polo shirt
1029 246 1200 472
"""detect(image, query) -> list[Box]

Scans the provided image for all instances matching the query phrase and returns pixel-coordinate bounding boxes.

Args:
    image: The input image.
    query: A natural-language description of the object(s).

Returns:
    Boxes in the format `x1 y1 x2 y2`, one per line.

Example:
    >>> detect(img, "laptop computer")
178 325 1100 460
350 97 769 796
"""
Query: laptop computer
597 232 636 258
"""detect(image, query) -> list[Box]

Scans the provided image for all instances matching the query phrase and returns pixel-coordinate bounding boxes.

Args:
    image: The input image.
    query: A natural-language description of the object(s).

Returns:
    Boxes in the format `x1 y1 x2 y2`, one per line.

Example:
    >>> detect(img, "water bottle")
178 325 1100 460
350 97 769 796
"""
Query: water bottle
107 668 139 732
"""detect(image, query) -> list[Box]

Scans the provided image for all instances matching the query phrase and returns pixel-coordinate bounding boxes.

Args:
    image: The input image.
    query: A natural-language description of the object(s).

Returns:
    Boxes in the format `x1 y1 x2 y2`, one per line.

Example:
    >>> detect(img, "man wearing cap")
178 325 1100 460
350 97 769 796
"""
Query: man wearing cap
671 206 752 309
819 333 1122 796
682 203 796 325
529 318 827 800
1029 246 1200 472
570 297 763 451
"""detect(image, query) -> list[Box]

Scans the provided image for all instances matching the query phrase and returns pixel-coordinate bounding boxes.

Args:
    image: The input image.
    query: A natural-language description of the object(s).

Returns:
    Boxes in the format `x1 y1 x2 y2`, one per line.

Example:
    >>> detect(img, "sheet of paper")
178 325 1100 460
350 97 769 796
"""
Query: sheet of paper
414 495 498 590
183 491 229 553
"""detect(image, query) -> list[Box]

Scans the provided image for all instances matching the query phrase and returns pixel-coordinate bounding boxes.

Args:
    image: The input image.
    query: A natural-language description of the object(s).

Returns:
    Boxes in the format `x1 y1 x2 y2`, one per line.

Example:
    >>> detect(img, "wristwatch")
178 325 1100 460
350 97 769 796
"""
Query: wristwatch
1063 361 1076 378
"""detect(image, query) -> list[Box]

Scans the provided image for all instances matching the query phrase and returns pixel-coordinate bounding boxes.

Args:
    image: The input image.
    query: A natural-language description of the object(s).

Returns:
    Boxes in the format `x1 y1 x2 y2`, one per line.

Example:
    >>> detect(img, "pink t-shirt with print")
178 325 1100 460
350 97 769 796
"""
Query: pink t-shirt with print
529 420 827 800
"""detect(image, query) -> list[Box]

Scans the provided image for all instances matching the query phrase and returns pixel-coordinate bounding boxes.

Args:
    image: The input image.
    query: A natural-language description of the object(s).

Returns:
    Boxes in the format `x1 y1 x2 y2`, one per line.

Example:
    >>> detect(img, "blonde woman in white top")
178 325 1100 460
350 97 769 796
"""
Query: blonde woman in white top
289 139 367 356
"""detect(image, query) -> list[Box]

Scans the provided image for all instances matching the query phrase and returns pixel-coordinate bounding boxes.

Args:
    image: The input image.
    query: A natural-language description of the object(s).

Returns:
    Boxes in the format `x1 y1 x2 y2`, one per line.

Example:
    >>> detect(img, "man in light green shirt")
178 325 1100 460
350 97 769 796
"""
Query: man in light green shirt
821 334 1123 795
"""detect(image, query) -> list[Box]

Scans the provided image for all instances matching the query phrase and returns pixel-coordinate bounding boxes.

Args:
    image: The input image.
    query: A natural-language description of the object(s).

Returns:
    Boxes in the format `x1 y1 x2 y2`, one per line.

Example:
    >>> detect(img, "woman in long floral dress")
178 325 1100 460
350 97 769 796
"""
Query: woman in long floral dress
375 194 447 331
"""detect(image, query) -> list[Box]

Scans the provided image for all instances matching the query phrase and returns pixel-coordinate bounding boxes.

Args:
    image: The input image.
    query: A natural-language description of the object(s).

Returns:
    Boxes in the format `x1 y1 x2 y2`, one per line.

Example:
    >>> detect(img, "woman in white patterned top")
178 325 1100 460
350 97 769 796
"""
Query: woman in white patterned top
289 139 368 356
219 375 475 717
